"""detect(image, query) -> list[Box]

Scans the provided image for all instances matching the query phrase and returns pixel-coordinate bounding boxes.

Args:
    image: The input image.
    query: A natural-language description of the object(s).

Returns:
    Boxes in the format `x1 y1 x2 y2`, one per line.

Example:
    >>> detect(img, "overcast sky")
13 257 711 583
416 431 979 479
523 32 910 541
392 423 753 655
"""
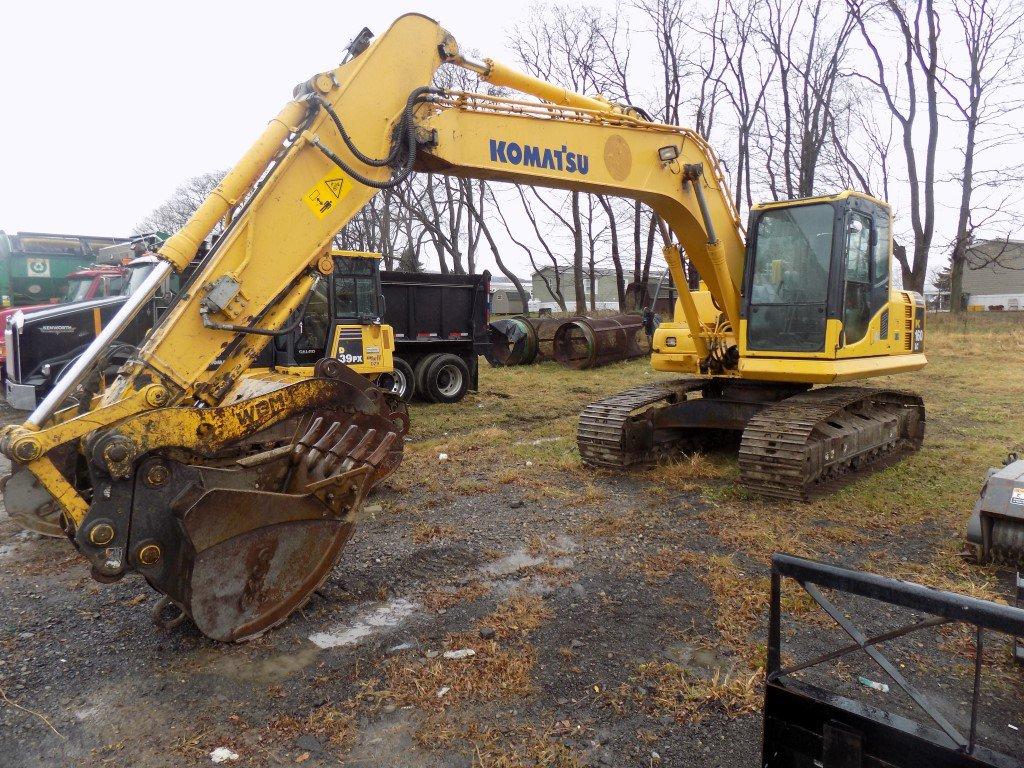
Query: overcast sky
0 2 533 234
2 1 1020 284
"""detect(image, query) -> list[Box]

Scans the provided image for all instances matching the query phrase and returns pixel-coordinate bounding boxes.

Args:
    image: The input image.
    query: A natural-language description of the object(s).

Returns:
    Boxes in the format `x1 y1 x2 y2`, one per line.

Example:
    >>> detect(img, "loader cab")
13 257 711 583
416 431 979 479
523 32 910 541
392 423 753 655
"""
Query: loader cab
741 191 892 357
288 250 392 375
331 250 383 324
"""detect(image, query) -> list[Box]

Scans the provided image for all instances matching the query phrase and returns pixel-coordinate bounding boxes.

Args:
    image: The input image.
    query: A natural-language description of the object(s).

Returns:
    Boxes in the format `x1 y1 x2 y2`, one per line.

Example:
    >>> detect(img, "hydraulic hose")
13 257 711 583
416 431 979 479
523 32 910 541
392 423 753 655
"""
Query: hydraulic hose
309 87 442 190
313 94 400 168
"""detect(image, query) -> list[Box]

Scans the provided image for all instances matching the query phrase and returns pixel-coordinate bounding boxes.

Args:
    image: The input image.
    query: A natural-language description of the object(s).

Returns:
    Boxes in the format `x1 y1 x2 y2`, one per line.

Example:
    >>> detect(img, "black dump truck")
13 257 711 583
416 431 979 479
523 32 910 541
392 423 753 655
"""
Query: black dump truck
4 253 490 409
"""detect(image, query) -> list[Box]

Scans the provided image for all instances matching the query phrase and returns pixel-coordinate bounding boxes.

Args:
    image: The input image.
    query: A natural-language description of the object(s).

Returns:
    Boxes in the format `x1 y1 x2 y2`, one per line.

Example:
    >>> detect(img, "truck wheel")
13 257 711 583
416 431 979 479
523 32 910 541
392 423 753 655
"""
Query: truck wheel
423 354 470 404
414 354 440 402
390 358 415 402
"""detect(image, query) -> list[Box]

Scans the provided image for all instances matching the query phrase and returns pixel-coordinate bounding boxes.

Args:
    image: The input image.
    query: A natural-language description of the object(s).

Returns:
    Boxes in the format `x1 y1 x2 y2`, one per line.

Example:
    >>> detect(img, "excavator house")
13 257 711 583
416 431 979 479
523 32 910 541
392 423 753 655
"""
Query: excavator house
0 14 927 642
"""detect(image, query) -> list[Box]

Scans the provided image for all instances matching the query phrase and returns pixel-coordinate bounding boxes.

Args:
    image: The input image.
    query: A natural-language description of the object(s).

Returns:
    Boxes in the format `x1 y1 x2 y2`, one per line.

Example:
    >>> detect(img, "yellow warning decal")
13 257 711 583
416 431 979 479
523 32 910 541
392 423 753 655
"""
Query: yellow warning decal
303 169 351 219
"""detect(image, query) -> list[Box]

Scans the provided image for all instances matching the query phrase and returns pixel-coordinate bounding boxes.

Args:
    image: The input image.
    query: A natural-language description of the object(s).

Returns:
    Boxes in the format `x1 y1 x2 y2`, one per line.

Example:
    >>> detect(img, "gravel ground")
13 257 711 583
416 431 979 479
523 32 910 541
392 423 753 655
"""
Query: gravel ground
0 391 1021 767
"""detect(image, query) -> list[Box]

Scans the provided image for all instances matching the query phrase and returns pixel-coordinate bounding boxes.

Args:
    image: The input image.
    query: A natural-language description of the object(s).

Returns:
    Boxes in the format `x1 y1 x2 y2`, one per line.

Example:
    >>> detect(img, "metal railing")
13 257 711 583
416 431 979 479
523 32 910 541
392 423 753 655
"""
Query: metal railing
766 553 1024 767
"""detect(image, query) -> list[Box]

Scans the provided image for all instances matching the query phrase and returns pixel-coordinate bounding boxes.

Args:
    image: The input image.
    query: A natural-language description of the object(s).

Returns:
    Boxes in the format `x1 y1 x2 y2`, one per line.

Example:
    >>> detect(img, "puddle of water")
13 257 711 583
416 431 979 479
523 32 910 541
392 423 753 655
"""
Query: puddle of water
309 597 420 649
480 548 545 578
206 644 322 684
74 705 102 721
551 534 577 553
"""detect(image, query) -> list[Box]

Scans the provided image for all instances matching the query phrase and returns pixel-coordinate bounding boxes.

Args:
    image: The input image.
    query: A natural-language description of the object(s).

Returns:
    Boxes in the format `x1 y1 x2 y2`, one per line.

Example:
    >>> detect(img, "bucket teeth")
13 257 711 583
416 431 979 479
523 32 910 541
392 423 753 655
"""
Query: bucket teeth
140 411 403 643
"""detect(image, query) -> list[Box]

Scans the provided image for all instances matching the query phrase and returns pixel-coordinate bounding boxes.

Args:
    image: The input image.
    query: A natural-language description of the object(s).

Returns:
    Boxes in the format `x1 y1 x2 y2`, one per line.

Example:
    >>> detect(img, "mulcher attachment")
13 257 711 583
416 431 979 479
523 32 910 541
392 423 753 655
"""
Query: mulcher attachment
965 455 1024 569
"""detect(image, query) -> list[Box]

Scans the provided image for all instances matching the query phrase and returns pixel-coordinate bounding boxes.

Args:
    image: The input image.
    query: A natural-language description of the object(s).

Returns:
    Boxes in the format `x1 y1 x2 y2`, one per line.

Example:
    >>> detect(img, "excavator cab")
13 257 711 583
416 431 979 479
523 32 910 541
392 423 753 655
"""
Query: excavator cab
741 191 908 361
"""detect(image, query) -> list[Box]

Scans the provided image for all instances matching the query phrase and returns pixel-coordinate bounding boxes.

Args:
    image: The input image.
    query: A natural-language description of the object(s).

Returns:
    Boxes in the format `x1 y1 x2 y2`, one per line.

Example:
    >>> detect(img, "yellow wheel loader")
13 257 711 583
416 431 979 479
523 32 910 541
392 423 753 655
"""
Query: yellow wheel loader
1 13 929 641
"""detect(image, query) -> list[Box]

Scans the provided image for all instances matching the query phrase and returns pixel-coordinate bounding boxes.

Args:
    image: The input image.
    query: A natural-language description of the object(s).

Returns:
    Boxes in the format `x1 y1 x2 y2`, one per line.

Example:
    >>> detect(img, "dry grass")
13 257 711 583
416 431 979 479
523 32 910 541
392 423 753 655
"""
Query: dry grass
626 662 760 723
477 593 551 640
363 594 550 712
415 712 585 768
412 522 458 544
422 581 491 612
365 635 536 710
262 704 356 754
366 312 1024 756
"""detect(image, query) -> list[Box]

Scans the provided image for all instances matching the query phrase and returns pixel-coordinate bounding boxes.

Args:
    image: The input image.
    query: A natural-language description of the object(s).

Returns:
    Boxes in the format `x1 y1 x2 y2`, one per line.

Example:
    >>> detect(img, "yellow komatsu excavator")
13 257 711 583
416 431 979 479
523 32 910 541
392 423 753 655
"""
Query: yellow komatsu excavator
0 13 927 642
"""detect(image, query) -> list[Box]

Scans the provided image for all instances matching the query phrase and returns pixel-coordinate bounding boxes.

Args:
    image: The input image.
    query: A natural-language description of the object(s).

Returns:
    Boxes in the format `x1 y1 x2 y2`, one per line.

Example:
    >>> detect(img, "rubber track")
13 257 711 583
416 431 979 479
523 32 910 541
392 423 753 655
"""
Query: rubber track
738 386 925 501
577 379 705 468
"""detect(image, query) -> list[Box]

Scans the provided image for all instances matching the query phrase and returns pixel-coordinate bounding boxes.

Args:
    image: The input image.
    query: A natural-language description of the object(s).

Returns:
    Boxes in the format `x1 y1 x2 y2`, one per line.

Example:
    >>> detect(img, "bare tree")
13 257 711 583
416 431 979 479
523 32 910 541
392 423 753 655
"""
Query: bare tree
504 185 569 311
513 3 605 312
597 196 627 309
464 193 530 310
942 0 1024 312
135 170 227 234
761 0 855 198
714 0 778 210
848 0 942 293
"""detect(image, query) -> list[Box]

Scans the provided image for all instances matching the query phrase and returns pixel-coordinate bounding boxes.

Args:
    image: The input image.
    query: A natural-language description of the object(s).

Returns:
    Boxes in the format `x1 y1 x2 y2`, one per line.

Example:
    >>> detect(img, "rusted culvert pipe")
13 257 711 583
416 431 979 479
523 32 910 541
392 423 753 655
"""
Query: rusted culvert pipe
552 315 650 369
486 316 565 366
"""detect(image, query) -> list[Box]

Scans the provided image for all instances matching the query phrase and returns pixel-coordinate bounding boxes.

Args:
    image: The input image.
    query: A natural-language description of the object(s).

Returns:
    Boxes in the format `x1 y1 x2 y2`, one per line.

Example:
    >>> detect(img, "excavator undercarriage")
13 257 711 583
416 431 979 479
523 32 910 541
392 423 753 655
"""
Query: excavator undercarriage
578 380 925 500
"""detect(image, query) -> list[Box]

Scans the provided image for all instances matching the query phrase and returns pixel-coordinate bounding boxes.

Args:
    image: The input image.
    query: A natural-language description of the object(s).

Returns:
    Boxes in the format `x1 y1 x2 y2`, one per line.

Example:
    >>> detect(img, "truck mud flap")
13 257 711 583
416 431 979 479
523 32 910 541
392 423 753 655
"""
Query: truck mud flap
764 554 1024 768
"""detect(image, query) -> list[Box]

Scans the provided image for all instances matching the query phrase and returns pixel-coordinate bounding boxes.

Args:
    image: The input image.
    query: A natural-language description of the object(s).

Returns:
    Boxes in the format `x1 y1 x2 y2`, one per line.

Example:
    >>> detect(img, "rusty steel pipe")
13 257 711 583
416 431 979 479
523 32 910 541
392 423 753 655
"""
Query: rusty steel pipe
486 316 566 366
552 314 651 370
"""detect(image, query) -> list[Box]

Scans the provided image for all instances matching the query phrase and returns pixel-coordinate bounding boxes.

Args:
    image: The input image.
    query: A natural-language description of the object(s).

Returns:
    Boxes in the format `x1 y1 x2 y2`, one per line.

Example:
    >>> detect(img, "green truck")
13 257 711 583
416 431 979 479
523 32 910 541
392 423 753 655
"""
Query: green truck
0 230 131 307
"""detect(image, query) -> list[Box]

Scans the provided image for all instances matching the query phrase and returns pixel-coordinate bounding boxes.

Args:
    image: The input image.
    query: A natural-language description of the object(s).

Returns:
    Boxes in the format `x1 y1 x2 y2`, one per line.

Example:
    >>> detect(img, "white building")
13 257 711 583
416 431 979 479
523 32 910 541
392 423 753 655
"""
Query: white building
962 239 1024 311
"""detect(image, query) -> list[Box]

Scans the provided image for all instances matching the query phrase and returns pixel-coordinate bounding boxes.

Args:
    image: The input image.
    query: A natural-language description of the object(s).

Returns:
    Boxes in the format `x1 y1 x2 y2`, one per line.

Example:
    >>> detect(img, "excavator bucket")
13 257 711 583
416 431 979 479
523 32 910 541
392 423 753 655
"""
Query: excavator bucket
7 364 407 642
1 466 64 538
134 413 400 641
124 391 406 642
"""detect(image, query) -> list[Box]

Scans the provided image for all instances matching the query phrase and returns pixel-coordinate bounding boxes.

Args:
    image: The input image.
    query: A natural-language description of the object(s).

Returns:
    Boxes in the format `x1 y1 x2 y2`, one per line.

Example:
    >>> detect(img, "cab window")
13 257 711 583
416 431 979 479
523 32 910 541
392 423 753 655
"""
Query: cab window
63 279 92 303
871 214 890 310
332 256 380 320
293 281 330 365
747 203 834 352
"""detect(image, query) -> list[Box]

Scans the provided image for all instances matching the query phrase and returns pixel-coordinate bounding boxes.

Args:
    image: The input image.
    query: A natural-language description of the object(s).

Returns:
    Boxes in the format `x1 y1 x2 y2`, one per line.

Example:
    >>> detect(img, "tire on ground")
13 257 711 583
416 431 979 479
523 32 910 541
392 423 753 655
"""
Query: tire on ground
422 353 470 404
414 353 441 402
390 357 415 402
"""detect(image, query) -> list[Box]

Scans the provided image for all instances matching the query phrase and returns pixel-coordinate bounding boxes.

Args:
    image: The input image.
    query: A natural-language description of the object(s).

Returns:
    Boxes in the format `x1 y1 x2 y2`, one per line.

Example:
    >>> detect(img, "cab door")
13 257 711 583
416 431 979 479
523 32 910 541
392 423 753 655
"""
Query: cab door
838 205 890 350
325 253 392 375
840 211 872 346
744 201 836 354
291 281 330 365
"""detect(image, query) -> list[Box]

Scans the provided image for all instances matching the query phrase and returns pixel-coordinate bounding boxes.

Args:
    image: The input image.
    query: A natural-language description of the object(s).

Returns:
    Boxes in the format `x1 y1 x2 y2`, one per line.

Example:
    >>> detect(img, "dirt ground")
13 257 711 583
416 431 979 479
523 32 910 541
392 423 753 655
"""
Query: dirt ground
1 313 1023 767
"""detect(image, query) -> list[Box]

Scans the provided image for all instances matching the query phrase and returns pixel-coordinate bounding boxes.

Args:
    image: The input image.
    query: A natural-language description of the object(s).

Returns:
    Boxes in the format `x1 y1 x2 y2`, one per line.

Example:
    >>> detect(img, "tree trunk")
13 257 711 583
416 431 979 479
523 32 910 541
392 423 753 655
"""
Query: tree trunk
598 196 626 310
571 192 587 314
465 198 529 312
